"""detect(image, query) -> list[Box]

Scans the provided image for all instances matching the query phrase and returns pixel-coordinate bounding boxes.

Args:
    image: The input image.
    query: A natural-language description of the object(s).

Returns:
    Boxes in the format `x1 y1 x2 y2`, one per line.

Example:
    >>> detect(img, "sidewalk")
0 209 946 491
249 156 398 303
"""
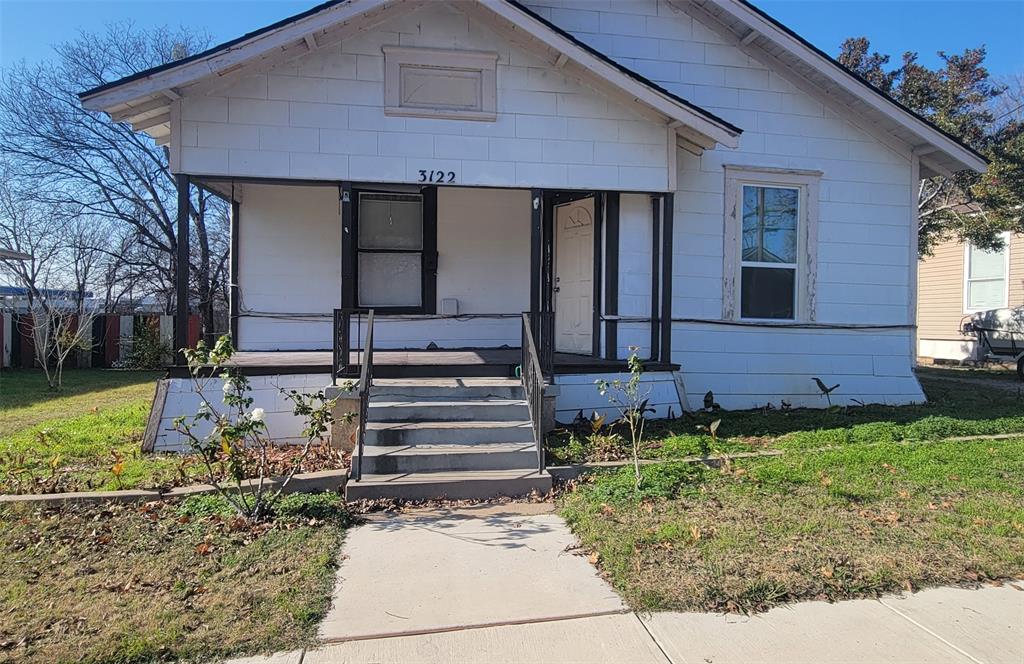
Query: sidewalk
229 505 1024 664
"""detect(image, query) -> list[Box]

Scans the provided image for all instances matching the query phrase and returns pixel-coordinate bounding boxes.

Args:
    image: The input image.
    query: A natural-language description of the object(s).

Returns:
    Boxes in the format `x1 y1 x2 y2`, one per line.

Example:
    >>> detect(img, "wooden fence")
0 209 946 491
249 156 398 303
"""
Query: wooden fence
0 313 203 369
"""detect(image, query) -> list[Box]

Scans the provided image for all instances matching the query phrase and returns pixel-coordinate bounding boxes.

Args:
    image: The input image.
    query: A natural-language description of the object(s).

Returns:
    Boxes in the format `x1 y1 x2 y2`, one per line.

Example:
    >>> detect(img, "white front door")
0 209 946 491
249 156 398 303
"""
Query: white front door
554 197 595 354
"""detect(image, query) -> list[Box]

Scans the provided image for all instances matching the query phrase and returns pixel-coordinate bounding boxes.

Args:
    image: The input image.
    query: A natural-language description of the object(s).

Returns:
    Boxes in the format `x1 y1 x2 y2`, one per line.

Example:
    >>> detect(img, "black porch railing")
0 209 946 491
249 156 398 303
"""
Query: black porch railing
333 308 374 482
521 311 552 475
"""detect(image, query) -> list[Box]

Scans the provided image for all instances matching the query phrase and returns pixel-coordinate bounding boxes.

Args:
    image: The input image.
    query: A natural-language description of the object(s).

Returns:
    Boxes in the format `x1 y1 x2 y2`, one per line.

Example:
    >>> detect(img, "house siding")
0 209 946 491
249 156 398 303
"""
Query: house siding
522 0 921 408
917 234 1024 361
186 0 926 408
177 2 672 192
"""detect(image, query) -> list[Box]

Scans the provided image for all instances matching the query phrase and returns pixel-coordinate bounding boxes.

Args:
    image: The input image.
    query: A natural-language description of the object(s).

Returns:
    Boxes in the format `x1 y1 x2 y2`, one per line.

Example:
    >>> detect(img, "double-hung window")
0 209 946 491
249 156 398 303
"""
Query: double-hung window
724 166 820 322
357 192 425 309
740 185 799 319
964 233 1010 312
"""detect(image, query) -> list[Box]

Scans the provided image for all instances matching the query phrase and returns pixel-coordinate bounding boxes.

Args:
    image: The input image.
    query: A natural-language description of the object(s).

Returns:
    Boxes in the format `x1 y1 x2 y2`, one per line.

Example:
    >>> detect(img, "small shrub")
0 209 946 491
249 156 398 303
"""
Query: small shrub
272 492 348 523
124 320 172 369
587 432 629 461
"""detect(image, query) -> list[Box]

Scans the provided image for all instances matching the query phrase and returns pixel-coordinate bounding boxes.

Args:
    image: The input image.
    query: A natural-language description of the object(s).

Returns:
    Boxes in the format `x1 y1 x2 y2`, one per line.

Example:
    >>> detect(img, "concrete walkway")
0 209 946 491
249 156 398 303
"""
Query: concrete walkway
228 505 1024 664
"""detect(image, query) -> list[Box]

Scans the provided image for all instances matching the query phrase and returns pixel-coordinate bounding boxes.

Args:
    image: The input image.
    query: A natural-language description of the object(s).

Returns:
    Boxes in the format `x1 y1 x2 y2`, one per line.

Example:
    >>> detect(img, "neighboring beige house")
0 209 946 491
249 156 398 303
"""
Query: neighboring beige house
918 232 1024 362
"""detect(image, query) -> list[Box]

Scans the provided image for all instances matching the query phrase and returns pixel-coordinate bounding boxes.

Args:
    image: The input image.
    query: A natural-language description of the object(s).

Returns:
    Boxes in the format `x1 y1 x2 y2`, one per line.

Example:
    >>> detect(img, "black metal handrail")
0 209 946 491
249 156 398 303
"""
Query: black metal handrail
521 312 550 475
353 309 374 482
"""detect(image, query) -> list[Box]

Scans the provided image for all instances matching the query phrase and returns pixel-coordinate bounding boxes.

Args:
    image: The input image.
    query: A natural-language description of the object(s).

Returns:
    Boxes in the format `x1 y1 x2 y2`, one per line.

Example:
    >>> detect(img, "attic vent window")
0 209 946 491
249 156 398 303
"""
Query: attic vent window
383 46 498 121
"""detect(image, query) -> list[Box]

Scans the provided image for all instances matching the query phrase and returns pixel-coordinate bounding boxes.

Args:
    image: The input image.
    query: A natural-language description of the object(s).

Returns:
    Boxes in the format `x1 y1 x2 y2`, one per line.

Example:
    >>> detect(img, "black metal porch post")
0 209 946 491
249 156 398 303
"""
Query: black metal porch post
229 197 240 345
175 173 190 363
604 193 620 360
660 193 674 364
529 188 542 342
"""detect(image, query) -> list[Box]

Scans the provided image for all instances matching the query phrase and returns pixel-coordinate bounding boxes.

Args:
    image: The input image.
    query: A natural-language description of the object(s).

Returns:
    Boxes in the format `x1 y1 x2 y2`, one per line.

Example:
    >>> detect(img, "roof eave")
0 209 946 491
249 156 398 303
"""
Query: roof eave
711 0 987 174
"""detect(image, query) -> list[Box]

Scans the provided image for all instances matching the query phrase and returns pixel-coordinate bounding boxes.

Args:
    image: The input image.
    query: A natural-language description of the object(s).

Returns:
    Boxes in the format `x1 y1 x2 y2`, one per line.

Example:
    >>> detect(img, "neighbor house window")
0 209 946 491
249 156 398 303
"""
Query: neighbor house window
383 46 498 121
964 234 1009 312
723 166 821 322
357 193 424 308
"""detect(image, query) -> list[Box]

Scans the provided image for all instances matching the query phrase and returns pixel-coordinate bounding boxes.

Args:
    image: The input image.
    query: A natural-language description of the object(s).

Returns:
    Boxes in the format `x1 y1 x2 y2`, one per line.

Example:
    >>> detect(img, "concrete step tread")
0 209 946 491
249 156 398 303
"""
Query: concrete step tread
372 378 522 388
369 399 528 408
358 443 536 457
351 469 551 485
366 420 533 431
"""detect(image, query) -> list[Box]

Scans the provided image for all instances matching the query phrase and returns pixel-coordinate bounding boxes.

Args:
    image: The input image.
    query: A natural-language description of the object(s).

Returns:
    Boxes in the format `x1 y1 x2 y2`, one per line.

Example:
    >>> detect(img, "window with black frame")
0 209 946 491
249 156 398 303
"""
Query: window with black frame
356 192 424 309
739 185 799 320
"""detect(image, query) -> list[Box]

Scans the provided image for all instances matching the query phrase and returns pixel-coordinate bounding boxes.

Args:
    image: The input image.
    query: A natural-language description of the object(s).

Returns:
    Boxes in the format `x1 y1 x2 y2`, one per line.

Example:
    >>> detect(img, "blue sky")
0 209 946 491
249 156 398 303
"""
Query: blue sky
1 0 1021 78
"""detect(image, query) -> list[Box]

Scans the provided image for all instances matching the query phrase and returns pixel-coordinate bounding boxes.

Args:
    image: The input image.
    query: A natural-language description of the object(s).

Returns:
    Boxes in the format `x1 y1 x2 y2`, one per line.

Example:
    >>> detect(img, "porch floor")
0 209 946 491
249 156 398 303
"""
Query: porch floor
168 349 678 377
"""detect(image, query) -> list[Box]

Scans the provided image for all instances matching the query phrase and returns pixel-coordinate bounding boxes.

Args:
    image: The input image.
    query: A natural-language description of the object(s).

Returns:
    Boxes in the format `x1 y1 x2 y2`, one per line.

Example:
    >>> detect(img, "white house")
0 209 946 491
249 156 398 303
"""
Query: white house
80 0 986 499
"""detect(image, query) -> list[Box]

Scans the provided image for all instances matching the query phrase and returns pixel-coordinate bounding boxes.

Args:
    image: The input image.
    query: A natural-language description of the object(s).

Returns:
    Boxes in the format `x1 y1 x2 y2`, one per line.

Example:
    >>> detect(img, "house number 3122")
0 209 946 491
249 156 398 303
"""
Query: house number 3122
418 169 456 183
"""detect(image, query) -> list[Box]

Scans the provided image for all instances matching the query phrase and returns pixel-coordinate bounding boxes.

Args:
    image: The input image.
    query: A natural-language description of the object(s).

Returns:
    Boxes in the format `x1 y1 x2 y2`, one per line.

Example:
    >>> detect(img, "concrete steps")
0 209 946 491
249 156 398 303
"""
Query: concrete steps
368 399 529 422
358 443 538 474
372 378 524 400
364 420 536 446
345 469 551 501
346 376 550 501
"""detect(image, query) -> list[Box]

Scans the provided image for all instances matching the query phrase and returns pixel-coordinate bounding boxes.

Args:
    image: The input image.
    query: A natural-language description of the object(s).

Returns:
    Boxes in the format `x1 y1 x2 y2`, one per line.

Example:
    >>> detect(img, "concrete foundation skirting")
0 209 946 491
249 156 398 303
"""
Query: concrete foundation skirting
547 450 784 482
0 469 348 507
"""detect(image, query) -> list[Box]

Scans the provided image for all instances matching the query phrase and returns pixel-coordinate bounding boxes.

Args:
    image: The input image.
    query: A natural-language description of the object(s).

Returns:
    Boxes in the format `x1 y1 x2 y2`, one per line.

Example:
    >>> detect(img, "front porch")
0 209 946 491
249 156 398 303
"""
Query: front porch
167 347 680 378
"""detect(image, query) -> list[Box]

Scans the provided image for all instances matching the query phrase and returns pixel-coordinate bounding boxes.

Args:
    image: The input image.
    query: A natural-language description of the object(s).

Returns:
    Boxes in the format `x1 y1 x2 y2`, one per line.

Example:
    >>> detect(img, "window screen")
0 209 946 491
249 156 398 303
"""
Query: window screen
357 192 423 308
966 240 1008 311
740 185 799 319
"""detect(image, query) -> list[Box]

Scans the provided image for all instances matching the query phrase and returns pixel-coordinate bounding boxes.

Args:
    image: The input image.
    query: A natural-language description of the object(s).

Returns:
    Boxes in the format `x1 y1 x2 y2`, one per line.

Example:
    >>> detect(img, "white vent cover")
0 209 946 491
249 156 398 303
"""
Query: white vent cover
441 298 460 316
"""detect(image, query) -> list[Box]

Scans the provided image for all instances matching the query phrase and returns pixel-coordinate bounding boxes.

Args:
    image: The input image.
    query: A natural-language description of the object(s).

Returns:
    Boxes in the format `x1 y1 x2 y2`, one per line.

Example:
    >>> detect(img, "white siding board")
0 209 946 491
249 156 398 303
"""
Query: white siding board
177 2 670 191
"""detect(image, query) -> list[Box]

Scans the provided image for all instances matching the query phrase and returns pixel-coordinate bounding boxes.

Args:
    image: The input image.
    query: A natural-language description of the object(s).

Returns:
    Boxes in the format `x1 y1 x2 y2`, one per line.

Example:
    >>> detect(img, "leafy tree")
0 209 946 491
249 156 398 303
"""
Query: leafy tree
838 37 1023 255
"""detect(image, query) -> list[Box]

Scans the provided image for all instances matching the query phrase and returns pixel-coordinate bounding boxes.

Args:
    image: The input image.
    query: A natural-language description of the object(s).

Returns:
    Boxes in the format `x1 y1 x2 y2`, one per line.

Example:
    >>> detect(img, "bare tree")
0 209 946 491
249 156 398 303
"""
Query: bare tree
0 22 228 339
0 167 104 386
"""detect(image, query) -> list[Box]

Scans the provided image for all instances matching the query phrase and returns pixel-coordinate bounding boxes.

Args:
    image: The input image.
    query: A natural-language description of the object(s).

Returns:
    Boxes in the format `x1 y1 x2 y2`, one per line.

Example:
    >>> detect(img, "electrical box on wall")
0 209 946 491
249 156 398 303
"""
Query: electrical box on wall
441 298 459 316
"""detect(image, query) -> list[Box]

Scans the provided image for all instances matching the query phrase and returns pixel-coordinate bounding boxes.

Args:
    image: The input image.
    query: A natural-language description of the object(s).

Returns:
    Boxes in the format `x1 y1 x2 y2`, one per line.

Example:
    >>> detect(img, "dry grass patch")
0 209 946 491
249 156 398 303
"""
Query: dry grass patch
0 493 349 663
560 438 1024 613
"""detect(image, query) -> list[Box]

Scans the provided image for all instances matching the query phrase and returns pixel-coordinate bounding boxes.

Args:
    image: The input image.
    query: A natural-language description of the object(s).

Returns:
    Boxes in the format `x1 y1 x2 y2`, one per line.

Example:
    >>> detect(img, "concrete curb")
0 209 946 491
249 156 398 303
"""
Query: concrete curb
0 469 349 507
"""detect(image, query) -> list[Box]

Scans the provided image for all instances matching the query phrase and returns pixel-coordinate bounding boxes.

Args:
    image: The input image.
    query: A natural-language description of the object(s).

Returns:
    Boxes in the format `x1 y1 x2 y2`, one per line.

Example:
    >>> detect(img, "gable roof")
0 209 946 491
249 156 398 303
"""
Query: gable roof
79 0 742 150
79 0 987 176
691 0 987 175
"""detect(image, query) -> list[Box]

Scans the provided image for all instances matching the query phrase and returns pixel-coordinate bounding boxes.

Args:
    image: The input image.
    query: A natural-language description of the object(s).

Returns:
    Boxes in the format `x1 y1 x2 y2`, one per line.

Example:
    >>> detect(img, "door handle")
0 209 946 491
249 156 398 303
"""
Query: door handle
553 286 560 293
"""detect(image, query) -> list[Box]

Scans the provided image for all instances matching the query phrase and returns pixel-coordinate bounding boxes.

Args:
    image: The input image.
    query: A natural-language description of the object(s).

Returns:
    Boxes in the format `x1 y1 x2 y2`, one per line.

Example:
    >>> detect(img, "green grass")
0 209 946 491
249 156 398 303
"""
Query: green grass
0 369 183 494
548 372 1024 464
0 492 350 663
560 437 1024 613
0 369 160 437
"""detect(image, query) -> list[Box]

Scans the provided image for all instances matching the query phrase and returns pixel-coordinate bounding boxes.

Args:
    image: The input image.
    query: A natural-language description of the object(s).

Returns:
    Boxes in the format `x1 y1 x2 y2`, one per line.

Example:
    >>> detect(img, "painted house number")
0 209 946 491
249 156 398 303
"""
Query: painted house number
418 169 456 183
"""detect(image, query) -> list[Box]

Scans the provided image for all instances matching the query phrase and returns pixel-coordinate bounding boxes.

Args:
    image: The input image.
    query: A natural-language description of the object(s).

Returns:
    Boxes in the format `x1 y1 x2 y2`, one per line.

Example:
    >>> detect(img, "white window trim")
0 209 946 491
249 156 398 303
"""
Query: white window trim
962 231 1010 314
383 46 498 122
722 165 821 322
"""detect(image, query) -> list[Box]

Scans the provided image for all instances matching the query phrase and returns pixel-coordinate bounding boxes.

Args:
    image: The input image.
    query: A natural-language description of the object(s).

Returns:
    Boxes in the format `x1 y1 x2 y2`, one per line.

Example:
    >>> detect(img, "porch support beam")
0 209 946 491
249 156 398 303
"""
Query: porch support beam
229 197 240 345
604 192 620 360
650 196 661 361
591 194 604 358
660 193 674 364
340 182 355 309
529 189 542 331
174 173 190 362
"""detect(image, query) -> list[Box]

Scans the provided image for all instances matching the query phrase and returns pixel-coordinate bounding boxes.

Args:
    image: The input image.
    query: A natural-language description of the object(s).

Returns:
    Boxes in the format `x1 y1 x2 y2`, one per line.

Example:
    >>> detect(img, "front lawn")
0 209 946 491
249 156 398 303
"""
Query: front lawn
0 369 178 494
0 369 345 494
0 492 349 663
560 434 1024 613
548 370 1024 464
